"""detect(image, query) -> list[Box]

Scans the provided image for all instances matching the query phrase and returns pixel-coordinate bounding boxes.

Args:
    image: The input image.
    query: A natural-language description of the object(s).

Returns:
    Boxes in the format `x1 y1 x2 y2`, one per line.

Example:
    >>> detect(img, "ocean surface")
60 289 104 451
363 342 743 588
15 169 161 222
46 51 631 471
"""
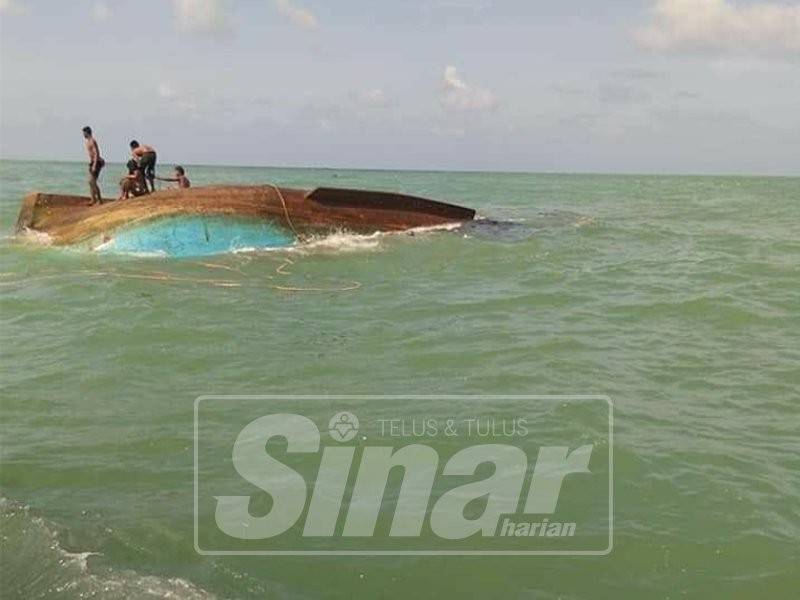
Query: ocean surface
1 160 798 599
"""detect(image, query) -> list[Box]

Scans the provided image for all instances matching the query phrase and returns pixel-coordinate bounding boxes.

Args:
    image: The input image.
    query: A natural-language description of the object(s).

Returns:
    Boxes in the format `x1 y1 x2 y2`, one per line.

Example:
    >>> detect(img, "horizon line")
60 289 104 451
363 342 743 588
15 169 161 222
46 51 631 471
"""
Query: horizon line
0 157 796 180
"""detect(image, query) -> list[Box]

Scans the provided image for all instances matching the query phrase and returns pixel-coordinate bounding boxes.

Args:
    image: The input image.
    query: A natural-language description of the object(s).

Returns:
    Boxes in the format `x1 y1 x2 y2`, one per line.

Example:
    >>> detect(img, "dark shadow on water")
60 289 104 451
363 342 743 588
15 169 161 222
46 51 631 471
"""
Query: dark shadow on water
456 210 594 243
457 219 537 243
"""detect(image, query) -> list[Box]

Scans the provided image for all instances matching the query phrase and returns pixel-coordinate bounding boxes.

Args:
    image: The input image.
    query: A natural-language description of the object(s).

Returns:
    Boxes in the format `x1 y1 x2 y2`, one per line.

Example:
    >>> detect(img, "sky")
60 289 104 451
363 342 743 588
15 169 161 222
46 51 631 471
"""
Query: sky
0 0 798 175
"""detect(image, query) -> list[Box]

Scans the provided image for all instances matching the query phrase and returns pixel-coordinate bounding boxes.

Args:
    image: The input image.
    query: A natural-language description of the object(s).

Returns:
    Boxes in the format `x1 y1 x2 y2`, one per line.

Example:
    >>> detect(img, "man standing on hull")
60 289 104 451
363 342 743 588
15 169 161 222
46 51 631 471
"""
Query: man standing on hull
83 126 105 204
130 140 157 193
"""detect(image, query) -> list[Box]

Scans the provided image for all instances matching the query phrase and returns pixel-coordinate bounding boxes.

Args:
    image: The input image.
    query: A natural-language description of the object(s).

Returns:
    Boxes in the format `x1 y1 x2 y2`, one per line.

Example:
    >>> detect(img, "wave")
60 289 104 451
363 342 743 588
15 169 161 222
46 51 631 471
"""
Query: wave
280 222 463 256
294 230 383 254
0 498 217 600
17 227 54 246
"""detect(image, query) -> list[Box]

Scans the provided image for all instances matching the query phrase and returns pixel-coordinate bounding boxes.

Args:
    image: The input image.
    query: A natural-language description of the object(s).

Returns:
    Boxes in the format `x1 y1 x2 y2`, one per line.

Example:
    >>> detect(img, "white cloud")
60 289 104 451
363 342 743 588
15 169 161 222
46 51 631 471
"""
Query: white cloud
274 0 317 30
440 65 498 111
0 0 28 15
92 1 110 22
636 0 800 55
173 0 235 35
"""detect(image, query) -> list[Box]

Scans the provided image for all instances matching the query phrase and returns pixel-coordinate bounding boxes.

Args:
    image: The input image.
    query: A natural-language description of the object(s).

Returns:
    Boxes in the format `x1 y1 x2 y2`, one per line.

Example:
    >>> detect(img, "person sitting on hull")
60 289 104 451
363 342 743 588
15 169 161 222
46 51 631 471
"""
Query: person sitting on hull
118 159 149 200
129 140 157 193
156 165 191 189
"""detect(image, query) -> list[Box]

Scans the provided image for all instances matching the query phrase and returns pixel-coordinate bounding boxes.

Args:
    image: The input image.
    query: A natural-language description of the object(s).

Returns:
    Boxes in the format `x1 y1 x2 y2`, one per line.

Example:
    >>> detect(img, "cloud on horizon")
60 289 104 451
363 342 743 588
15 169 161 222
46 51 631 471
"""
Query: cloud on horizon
636 0 800 56
173 0 235 35
274 0 317 30
440 66 498 112
0 0 27 15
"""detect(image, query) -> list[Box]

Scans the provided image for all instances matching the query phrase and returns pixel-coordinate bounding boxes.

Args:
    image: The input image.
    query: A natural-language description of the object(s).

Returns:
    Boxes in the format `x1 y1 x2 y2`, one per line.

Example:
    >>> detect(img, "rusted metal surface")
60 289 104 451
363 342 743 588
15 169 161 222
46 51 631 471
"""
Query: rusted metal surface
15 185 476 245
306 188 475 220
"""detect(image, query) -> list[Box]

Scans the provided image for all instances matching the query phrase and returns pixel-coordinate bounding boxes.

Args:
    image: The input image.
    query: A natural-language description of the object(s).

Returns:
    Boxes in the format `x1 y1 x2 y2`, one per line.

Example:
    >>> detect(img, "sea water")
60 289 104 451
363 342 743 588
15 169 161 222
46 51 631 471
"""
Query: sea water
0 160 798 598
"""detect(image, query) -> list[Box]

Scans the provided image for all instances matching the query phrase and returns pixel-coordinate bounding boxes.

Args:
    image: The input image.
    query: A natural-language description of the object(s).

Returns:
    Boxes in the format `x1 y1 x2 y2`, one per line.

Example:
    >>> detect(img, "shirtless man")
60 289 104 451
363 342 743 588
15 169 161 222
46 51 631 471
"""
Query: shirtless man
129 140 157 193
156 165 191 189
118 159 149 200
83 126 105 204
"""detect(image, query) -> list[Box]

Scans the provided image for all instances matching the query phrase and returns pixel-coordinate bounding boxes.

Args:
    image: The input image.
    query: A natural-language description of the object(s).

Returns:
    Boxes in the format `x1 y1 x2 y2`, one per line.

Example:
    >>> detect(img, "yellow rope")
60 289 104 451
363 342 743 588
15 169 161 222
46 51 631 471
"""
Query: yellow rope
98 271 243 287
8 182 368 292
1 260 361 292
0 273 75 286
265 183 300 238
272 281 362 293
6 215 363 293
191 261 244 274
275 260 293 275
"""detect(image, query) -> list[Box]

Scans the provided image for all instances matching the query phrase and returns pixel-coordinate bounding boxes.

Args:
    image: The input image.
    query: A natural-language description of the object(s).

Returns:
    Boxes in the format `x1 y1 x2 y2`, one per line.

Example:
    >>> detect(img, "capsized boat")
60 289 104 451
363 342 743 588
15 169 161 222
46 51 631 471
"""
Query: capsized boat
15 185 476 247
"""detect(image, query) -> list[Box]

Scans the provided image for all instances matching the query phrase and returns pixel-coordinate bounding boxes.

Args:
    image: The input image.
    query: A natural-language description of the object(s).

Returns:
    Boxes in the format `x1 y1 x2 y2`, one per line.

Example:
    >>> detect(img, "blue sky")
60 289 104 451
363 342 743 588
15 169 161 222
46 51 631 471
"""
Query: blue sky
1 0 798 174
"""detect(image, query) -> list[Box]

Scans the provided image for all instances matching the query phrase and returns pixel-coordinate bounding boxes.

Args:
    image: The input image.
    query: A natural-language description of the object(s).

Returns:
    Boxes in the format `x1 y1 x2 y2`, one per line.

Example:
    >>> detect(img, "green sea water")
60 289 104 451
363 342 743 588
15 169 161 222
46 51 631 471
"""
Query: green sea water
1 160 798 599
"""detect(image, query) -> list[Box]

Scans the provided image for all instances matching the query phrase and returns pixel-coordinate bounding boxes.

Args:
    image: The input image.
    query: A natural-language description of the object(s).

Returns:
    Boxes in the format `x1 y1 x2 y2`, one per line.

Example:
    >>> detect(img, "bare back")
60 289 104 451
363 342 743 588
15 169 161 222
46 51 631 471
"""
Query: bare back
132 144 155 157
85 137 101 162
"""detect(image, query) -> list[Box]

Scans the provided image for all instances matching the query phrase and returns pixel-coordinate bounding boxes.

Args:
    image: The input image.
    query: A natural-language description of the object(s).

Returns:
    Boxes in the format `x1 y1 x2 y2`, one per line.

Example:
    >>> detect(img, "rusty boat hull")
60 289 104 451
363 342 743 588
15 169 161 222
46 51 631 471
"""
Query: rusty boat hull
15 185 476 246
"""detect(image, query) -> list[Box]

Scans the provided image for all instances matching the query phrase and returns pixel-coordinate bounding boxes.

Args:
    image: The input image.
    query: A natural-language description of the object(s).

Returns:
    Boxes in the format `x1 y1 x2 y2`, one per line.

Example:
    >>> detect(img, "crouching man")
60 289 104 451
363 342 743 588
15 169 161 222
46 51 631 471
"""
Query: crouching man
118 159 149 200
129 140 157 193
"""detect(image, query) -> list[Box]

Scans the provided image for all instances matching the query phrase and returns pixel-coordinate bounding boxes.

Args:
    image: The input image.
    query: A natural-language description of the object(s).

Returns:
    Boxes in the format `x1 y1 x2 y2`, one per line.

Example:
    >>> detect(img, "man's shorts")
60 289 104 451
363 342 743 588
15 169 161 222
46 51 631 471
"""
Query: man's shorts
138 152 157 179
89 157 105 179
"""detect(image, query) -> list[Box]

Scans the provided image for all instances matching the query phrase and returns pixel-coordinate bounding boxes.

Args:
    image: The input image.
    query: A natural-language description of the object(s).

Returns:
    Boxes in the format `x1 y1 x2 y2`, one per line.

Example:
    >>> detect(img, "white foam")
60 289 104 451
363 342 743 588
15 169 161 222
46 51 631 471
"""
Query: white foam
1 497 217 599
59 550 102 572
404 222 463 234
93 238 115 252
295 230 383 254
292 222 461 256
231 245 289 255
19 227 53 245
93 238 170 258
